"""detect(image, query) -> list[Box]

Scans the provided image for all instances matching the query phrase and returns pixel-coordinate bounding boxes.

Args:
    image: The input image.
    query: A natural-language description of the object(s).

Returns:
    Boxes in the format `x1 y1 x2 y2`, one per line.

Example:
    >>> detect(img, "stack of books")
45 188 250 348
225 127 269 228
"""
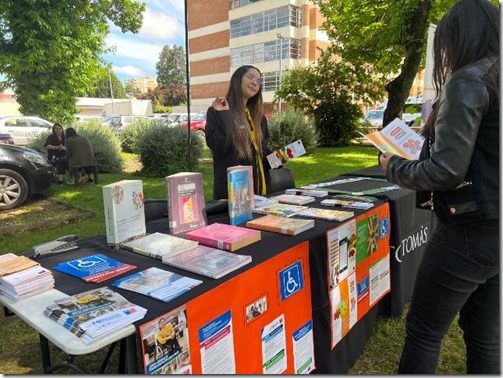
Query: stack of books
43 287 147 344
162 245 252 279
253 203 308 218
185 223 261 252
273 194 316 205
0 253 55 300
296 207 354 222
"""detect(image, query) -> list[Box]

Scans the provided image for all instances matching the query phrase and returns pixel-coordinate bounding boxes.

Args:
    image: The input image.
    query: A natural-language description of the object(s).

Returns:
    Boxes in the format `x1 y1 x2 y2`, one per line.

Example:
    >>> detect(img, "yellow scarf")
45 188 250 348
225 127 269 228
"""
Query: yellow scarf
246 109 267 195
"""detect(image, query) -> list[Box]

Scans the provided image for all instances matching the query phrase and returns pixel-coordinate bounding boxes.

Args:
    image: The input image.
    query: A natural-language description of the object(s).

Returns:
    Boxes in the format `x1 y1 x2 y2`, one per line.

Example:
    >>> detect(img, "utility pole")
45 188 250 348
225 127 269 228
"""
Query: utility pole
277 33 287 113
108 68 115 114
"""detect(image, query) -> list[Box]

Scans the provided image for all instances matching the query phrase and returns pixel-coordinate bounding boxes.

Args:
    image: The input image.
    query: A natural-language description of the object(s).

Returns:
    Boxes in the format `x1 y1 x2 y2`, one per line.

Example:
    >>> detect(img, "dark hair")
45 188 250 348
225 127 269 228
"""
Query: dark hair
52 123 65 143
226 65 265 160
66 127 77 138
425 0 499 140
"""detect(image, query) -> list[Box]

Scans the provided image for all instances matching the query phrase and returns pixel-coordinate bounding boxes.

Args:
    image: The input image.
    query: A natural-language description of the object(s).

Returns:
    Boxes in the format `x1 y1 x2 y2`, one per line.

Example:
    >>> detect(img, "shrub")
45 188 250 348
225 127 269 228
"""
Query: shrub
312 94 362 147
267 109 318 151
28 120 123 174
137 124 203 177
120 118 159 153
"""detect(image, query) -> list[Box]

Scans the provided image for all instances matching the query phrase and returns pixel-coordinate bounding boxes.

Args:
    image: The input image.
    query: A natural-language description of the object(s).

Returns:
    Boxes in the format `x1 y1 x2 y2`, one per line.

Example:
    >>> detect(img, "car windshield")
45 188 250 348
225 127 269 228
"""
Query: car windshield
192 113 206 121
366 111 384 119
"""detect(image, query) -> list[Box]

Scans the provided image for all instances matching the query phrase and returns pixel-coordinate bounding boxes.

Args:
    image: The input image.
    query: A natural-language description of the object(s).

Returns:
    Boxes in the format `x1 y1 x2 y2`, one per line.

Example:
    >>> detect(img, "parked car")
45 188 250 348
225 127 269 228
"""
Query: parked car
101 115 150 133
170 113 198 128
0 132 15 145
180 112 207 132
0 144 55 210
0 116 53 145
402 96 423 127
363 110 385 128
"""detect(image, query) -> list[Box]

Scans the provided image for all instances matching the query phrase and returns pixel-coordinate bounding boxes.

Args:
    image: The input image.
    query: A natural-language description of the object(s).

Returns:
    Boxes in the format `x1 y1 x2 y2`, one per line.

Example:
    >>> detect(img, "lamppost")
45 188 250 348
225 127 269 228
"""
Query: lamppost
277 33 287 113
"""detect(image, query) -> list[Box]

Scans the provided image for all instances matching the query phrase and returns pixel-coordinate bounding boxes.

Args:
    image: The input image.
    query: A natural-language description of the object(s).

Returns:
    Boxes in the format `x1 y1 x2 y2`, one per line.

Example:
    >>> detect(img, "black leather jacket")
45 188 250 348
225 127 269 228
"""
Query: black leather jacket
386 56 499 225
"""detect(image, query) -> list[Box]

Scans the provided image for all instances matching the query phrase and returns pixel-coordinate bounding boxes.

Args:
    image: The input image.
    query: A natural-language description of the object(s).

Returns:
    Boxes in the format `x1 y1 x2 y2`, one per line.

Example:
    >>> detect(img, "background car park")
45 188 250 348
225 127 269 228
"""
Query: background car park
0 116 53 145
0 144 54 210
363 109 384 128
179 112 207 132
101 115 150 133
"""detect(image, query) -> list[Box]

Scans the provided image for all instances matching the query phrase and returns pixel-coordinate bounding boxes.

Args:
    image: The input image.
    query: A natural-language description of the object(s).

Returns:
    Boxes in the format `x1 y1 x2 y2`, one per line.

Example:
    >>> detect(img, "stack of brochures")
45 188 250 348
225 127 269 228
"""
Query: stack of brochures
112 267 203 302
273 194 316 205
253 203 308 218
162 245 252 279
53 254 137 283
0 253 55 300
120 232 199 260
296 208 354 222
246 214 315 236
43 287 147 344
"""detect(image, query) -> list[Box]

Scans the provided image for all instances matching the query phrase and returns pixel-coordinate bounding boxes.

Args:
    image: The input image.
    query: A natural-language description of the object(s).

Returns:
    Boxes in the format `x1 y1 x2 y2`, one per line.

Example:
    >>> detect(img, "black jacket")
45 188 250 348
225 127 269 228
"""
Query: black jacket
386 56 499 224
205 107 271 200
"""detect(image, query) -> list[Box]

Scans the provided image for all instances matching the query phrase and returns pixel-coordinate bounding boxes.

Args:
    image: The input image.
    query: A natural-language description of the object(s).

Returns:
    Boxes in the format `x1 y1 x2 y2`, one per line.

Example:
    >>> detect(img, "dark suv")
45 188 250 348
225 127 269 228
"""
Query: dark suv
0 144 54 210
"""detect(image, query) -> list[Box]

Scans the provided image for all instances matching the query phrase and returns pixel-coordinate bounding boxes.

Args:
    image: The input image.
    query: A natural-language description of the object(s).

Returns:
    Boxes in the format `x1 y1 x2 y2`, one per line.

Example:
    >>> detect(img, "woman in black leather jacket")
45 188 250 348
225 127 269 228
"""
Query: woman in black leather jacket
379 0 499 373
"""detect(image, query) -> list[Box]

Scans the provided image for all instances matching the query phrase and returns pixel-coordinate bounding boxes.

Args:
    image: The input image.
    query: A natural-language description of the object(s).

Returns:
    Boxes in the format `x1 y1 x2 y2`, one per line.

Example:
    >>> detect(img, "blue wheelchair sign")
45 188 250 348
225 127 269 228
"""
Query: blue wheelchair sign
279 261 304 301
379 217 390 239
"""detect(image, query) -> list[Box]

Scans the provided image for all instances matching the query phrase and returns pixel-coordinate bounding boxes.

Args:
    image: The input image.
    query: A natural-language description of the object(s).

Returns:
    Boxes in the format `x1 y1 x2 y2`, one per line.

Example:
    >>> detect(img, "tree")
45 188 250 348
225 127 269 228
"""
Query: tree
156 45 186 88
0 0 145 124
313 0 456 127
81 66 127 99
276 49 368 146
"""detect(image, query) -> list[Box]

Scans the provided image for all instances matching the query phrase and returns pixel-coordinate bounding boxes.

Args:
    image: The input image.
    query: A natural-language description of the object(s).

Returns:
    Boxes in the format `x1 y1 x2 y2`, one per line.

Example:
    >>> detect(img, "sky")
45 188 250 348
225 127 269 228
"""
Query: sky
103 0 186 84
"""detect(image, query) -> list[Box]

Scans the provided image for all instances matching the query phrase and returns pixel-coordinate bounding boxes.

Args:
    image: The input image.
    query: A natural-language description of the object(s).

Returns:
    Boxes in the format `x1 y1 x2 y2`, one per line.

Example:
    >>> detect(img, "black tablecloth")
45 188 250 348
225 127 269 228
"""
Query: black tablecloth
341 165 432 316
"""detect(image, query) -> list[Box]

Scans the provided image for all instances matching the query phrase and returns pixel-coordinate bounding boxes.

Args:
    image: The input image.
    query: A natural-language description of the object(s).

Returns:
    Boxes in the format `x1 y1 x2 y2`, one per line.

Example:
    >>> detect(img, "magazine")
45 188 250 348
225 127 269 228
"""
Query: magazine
53 254 137 283
162 245 252 279
359 117 424 160
273 194 315 205
297 207 354 222
253 203 308 218
246 214 315 236
120 232 199 260
320 199 374 210
112 267 202 302
43 287 147 344
185 223 261 252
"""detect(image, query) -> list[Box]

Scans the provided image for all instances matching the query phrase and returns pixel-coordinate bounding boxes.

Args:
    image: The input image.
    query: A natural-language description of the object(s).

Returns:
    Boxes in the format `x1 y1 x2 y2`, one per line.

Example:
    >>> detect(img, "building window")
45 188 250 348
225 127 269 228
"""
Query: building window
262 71 280 93
229 0 263 10
231 38 301 66
230 5 301 38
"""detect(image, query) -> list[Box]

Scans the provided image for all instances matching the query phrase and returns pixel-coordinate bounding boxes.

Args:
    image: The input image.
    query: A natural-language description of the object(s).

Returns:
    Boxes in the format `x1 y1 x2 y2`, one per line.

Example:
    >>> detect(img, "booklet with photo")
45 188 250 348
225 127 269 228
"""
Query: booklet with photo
266 139 306 169
162 245 252 279
112 267 202 302
359 118 424 160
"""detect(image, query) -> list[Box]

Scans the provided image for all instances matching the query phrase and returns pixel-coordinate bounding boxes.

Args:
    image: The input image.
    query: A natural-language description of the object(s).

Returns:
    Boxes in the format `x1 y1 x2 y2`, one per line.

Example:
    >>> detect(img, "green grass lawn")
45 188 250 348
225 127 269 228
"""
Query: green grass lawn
0 145 465 374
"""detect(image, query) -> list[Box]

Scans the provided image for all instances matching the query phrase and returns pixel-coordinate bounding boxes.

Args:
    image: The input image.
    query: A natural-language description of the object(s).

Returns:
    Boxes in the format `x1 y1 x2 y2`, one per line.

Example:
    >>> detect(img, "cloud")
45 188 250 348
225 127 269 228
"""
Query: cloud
140 8 184 41
112 65 145 77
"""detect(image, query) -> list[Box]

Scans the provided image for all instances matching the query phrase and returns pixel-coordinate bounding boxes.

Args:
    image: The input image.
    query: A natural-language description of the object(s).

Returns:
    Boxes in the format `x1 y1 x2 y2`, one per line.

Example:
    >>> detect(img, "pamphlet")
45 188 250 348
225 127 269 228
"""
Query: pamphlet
267 139 306 169
359 118 424 160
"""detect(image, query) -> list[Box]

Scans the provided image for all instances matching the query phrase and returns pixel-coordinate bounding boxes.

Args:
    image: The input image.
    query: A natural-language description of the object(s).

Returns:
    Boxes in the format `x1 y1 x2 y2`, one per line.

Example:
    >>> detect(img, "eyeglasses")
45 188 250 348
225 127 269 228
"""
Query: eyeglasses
245 72 263 86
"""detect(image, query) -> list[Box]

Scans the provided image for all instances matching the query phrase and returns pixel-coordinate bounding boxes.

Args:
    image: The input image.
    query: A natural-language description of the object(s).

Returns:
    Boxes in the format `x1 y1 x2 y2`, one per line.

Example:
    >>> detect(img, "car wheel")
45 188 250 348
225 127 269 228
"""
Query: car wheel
0 169 29 210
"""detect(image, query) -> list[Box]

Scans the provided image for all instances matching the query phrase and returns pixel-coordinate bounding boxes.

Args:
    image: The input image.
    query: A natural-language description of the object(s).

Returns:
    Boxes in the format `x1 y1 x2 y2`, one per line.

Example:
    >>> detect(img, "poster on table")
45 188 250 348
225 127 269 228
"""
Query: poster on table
180 241 314 373
139 306 192 374
327 203 391 348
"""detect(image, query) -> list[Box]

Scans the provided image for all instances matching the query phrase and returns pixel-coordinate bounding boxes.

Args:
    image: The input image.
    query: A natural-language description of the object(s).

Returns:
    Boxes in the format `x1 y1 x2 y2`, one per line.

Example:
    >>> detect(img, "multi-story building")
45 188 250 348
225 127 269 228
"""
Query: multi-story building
125 76 157 94
187 0 330 113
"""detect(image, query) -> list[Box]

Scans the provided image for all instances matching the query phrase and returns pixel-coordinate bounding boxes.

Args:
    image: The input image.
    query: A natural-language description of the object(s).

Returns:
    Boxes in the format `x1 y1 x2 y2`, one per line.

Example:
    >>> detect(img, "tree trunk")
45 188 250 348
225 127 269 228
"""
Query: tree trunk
383 0 433 128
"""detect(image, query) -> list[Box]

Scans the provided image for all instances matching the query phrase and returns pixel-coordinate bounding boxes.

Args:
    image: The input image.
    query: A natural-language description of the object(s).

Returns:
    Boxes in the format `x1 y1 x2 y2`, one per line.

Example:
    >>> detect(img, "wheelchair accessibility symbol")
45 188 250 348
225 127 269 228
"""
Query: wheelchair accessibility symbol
379 217 390 239
279 262 304 301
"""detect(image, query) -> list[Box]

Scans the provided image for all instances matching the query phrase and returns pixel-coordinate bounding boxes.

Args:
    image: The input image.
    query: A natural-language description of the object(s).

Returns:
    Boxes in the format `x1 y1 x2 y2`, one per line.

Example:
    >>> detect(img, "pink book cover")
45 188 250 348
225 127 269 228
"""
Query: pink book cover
166 172 207 235
185 223 261 252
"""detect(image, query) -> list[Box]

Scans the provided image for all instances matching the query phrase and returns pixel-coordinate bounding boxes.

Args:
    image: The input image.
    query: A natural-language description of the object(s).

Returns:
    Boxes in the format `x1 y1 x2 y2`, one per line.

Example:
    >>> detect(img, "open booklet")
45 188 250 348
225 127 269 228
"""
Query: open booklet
266 139 306 169
359 118 424 160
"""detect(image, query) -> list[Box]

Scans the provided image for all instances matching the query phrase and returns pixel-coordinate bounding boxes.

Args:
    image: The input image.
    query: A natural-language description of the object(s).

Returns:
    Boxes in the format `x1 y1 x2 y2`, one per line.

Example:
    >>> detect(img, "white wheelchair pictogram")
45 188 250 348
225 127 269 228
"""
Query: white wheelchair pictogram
285 270 299 294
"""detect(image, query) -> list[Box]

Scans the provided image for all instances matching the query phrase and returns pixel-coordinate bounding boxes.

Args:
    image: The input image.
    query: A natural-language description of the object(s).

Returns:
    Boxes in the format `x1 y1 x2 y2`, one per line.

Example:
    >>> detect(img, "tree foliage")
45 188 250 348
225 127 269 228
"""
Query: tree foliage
0 0 145 123
80 66 127 99
276 49 368 146
313 0 456 127
156 45 186 88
